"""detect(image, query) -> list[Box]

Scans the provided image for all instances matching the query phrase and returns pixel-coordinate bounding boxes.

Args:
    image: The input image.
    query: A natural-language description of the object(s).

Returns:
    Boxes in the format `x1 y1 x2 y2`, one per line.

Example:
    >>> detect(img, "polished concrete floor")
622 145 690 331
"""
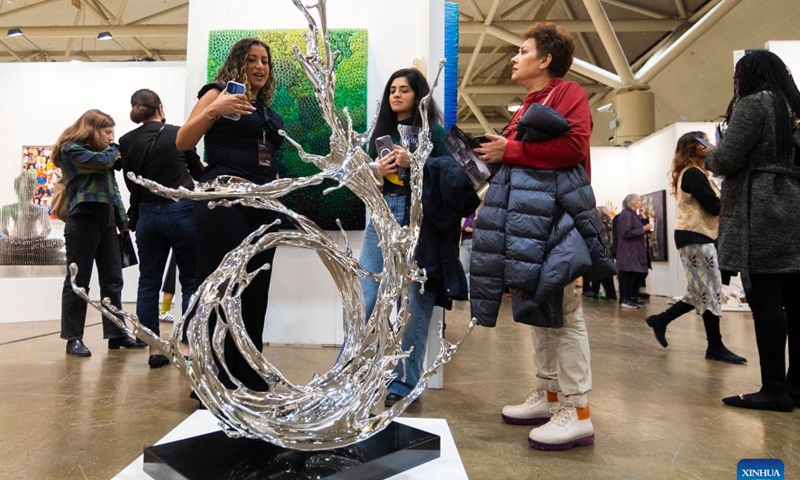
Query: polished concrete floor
1 295 798 480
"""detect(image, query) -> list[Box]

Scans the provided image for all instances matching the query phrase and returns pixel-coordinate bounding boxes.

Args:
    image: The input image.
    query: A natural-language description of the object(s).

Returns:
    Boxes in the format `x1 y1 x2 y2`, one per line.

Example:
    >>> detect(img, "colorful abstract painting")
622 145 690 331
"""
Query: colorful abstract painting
641 189 668 262
21 146 58 220
208 29 368 230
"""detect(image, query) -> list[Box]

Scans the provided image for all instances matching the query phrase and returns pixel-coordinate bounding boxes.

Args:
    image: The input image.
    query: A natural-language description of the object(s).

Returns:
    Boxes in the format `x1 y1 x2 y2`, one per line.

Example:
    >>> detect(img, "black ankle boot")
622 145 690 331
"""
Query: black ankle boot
789 386 800 408
645 314 669 348
148 354 170 369
66 339 91 357
108 336 147 349
644 301 694 348
705 345 747 365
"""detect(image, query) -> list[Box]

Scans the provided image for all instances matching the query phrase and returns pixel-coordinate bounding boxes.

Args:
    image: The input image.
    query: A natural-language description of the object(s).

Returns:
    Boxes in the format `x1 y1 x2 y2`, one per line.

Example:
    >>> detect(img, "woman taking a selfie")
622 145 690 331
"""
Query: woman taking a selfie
119 89 202 369
176 38 284 391
55 109 144 357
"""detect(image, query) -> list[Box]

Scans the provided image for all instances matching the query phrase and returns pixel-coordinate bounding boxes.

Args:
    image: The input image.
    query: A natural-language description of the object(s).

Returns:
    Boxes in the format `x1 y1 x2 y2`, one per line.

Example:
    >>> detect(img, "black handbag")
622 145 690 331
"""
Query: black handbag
515 83 571 143
119 232 138 268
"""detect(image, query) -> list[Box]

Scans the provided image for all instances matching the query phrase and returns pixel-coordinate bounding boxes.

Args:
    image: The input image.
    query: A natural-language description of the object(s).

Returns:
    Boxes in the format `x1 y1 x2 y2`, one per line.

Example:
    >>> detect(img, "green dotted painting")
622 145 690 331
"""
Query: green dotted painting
208 29 368 230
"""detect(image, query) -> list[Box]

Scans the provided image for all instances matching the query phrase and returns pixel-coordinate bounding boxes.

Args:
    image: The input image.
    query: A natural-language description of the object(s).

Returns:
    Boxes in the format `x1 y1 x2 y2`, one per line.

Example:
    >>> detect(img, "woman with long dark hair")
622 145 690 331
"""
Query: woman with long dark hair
120 89 202 369
54 110 144 357
645 131 746 364
360 68 455 407
176 38 283 391
707 50 800 412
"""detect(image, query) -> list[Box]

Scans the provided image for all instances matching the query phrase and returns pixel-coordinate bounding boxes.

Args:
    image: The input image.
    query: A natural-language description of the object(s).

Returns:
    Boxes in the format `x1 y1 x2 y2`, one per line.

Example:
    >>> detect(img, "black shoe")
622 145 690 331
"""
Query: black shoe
605 296 618 301
582 292 597 299
789 386 800 408
705 345 747 365
148 354 170 369
66 339 91 357
645 314 669 348
638 292 650 300
384 393 404 407
722 391 795 412
108 336 147 349
189 390 207 410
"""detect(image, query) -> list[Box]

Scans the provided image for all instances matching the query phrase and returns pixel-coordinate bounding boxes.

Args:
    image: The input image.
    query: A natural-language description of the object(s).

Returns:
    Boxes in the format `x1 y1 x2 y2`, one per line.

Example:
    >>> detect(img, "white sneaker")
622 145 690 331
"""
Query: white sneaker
528 402 595 451
159 311 174 323
501 389 558 426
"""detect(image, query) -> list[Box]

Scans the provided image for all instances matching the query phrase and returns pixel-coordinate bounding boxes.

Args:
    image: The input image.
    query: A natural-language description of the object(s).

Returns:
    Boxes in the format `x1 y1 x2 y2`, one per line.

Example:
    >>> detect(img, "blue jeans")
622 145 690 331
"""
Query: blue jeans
135 199 197 336
359 194 437 397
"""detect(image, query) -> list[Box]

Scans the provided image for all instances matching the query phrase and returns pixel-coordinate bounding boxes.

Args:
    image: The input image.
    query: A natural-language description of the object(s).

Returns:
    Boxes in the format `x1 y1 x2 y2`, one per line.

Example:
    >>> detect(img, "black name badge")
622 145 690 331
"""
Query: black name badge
258 140 274 167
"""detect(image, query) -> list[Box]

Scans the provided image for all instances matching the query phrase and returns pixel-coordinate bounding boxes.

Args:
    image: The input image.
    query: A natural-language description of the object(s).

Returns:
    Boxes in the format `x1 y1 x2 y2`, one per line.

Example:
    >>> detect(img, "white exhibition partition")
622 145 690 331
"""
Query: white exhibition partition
0 61 187 323
184 0 445 347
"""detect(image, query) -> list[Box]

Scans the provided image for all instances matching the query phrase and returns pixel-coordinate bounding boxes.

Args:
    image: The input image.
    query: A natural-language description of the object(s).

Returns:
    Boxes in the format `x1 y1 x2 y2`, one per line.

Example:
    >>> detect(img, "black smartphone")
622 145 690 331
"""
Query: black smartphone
695 136 712 148
473 135 489 144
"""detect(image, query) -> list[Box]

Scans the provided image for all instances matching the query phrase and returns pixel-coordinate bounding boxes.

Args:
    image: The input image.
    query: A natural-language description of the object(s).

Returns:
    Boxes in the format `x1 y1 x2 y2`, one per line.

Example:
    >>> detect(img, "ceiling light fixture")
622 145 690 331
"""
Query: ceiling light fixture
7 28 23 37
97 31 113 41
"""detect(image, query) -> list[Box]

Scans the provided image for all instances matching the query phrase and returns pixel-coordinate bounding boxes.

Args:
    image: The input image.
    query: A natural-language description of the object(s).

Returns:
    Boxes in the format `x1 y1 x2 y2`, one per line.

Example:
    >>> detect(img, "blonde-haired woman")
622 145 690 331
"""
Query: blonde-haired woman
54 110 143 357
645 131 746 364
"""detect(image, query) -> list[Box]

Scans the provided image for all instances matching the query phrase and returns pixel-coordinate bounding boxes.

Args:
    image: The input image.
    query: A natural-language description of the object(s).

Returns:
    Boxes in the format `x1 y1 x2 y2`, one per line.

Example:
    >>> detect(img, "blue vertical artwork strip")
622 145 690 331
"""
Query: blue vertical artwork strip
444 2 459 130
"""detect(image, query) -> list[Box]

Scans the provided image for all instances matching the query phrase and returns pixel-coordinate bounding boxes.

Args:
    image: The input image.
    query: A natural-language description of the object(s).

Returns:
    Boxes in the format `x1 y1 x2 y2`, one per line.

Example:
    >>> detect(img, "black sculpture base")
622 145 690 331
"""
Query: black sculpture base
143 422 441 480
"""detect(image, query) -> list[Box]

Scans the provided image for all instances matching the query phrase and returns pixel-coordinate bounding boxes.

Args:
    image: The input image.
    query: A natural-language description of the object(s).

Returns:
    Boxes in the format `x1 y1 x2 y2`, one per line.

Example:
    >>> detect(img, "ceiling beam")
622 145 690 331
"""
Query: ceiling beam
0 49 185 60
560 0 598 65
460 19 683 34
499 0 531 19
0 39 24 61
583 0 636 86
534 0 558 20
0 0 60 18
6 25 186 38
673 0 687 18
128 2 188 25
599 0 669 19
572 58 621 87
464 0 485 22
635 0 743 84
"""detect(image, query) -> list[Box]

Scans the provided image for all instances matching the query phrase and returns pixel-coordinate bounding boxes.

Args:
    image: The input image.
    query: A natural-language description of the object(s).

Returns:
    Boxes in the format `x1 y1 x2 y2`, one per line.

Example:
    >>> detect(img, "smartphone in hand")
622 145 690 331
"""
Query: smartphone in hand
375 135 394 159
473 135 489 144
694 136 713 148
223 81 247 121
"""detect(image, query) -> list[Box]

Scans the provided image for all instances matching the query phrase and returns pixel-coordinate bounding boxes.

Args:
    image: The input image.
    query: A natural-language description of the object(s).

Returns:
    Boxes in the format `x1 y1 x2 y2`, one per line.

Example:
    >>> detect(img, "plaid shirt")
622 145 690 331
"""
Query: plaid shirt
60 142 127 229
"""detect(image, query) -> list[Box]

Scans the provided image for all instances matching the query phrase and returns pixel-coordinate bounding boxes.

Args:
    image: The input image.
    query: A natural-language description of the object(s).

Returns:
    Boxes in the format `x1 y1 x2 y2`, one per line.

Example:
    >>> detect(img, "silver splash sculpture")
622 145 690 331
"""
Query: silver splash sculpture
69 0 474 450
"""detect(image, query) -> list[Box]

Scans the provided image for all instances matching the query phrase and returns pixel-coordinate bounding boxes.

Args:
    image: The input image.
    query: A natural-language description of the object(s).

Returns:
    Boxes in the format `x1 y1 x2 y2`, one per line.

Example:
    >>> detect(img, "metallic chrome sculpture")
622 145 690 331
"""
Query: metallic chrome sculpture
70 0 474 450
0 171 65 265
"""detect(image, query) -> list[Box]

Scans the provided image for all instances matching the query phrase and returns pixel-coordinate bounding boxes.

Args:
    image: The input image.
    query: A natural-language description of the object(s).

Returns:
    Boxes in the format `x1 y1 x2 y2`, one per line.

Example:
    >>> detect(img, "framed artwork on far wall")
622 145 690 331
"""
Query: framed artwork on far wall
21 146 58 220
641 189 668 262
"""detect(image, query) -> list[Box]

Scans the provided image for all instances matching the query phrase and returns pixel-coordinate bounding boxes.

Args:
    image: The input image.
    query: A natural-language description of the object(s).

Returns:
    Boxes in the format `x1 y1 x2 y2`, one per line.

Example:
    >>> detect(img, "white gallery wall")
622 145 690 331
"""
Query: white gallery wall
0 61 186 323
184 0 445 345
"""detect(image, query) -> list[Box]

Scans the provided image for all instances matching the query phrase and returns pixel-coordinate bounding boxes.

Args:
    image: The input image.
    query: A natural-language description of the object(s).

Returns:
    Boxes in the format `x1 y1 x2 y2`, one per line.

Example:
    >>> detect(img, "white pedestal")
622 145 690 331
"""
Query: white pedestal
112 411 467 480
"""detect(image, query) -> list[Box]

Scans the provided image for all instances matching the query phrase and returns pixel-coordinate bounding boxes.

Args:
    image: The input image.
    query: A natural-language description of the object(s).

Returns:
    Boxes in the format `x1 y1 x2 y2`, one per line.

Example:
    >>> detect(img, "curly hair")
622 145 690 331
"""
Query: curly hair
52 109 115 167
213 38 276 106
669 131 708 196
523 22 576 78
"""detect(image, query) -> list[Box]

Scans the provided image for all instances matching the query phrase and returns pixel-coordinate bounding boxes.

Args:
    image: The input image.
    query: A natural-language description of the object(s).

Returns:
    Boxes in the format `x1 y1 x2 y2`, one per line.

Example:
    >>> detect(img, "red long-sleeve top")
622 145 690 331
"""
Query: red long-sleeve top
502 77 593 181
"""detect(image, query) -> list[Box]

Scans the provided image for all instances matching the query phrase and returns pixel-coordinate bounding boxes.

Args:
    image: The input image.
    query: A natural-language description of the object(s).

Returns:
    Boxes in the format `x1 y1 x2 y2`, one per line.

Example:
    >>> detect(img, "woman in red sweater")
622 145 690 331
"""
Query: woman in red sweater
475 22 594 452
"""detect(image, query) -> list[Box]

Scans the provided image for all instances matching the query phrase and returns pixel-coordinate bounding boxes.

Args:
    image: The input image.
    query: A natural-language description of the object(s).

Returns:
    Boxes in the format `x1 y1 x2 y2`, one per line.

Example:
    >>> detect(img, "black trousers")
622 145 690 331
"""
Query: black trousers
193 200 279 391
583 275 617 299
619 271 644 304
60 203 126 340
745 273 800 393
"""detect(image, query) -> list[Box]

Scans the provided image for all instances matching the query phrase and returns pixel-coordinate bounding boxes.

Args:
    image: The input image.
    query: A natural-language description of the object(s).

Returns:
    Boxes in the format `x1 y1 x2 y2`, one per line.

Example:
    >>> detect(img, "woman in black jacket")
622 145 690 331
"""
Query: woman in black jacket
120 89 202 369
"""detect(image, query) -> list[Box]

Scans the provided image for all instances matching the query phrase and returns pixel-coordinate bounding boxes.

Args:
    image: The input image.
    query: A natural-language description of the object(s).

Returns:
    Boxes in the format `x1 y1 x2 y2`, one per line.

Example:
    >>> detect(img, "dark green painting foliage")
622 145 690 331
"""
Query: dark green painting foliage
208 29 367 230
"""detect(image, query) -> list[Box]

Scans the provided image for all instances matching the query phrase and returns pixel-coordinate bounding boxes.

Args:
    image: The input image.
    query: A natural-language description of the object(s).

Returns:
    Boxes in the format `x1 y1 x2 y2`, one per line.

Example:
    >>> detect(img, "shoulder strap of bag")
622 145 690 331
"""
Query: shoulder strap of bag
129 125 166 214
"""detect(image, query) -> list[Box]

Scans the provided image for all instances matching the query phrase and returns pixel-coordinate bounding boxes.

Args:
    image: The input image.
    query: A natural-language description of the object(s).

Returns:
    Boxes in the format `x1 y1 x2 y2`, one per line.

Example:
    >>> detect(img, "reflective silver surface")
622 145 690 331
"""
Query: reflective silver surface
69 0 473 450
0 172 65 266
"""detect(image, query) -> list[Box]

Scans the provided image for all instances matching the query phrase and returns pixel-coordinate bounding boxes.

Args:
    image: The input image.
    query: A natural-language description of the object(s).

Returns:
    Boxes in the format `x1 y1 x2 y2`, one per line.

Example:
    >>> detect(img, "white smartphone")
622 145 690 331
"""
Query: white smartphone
223 81 246 121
